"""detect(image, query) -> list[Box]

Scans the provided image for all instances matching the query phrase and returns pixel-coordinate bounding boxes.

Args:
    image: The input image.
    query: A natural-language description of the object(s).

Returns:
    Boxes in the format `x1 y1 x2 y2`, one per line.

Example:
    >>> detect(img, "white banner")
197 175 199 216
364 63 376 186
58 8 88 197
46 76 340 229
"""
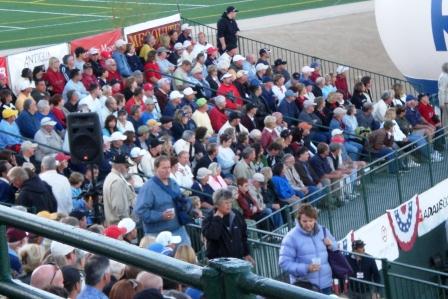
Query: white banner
7 43 69 95
347 214 400 270
418 178 448 237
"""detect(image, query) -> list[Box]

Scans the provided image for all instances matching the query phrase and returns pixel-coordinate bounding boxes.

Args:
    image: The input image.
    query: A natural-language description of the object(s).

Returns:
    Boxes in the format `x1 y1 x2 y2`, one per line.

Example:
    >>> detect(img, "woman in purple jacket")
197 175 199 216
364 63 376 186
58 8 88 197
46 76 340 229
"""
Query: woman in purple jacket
279 203 337 294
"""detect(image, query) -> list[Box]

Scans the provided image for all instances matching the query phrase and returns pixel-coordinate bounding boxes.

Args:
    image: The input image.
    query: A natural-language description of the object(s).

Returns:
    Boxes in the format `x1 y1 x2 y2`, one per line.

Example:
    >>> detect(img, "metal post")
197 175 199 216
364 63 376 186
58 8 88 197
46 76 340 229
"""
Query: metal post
381 259 392 299
0 225 11 282
208 258 256 299
285 206 294 230
393 156 404 204
426 143 435 186
360 175 370 223
201 266 224 299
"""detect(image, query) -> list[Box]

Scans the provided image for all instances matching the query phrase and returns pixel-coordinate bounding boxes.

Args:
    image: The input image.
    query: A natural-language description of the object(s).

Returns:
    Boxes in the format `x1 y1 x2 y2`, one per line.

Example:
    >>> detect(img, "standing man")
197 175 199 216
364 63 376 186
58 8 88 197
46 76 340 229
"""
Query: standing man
103 154 136 225
346 240 381 299
135 156 191 244
217 6 240 53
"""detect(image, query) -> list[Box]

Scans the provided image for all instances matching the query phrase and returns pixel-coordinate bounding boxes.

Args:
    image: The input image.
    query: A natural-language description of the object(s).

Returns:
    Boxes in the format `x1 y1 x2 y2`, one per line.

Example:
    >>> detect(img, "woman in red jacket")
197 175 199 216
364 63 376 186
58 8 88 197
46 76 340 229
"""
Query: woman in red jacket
50 94 66 128
335 65 351 100
44 57 66 95
143 50 161 84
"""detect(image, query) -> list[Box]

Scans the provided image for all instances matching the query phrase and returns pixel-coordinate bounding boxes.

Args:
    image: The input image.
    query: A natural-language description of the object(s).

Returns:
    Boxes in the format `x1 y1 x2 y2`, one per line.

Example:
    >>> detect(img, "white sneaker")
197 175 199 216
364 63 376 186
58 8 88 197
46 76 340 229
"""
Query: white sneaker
431 152 443 162
407 160 420 168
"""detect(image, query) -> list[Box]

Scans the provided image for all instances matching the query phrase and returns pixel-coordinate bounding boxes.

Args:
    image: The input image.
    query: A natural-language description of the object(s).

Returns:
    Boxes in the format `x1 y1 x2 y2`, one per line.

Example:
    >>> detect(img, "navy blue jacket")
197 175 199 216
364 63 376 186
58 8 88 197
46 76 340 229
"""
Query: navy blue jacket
278 99 300 126
16 110 40 139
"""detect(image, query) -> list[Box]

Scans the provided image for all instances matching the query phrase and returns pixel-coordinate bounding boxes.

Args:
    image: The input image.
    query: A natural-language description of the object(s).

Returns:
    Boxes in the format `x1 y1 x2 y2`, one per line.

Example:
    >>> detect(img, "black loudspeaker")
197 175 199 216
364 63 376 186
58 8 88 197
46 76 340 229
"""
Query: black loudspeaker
67 113 103 164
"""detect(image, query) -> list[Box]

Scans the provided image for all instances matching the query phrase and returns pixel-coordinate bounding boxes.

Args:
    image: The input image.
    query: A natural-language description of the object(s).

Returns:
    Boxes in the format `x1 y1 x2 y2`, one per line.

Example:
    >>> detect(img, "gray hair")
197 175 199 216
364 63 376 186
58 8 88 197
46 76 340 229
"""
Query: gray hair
157 78 170 88
207 64 218 74
105 96 116 109
37 99 50 112
315 77 325 85
249 129 262 140
282 153 295 164
264 115 276 126
182 130 195 141
23 99 34 111
241 147 255 159
212 188 234 206
84 255 110 286
214 95 226 106
381 90 393 101
7 166 29 183
208 162 221 176
105 58 115 67
41 155 57 171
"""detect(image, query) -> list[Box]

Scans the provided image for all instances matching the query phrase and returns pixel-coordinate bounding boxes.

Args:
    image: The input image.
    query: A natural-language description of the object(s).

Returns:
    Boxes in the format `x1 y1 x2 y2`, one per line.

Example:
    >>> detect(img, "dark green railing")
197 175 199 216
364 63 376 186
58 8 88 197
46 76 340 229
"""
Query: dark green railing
0 205 331 299
183 17 423 97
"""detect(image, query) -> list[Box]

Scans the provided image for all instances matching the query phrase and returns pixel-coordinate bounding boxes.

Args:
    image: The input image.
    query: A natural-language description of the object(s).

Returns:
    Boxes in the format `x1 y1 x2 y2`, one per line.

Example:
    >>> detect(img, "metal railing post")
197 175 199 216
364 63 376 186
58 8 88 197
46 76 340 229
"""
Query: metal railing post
393 155 404 204
360 175 370 223
285 205 294 230
208 258 256 299
201 266 224 299
0 225 11 282
381 259 393 299
426 143 435 186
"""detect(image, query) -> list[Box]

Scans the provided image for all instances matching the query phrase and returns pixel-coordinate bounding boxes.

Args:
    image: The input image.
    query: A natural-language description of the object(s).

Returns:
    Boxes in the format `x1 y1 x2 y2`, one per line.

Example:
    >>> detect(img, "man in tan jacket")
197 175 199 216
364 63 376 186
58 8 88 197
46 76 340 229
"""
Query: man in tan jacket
103 154 136 225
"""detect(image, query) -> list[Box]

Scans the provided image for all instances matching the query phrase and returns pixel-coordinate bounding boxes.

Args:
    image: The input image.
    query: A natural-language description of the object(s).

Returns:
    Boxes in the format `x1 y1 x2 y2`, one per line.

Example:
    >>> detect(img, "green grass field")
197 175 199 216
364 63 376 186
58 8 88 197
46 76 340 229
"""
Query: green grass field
0 0 362 50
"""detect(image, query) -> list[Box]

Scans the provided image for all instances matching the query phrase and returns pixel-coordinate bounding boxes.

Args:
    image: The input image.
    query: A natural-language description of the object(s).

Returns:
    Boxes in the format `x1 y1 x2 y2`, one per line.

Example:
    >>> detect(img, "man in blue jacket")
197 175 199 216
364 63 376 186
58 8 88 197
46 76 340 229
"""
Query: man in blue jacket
16 99 40 139
134 155 191 245
278 89 300 126
112 39 132 78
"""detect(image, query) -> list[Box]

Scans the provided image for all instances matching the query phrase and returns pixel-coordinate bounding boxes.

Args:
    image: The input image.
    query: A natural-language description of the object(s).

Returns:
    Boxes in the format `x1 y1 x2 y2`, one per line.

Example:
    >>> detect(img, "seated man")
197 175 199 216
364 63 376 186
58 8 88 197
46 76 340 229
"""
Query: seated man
310 143 344 188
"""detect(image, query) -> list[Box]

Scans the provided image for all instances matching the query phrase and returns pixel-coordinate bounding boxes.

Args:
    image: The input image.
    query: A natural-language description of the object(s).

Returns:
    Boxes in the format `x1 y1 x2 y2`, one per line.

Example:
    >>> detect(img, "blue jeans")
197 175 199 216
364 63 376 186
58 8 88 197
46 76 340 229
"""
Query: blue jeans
264 207 284 229
407 133 429 159
375 147 398 173
307 185 327 202
345 141 363 161
311 131 330 143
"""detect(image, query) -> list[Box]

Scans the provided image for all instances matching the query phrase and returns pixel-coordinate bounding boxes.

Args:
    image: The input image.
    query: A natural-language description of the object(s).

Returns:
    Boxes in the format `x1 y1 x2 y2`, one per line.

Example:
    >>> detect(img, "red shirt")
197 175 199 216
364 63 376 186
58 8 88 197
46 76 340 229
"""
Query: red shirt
217 83 243 110
125 97 144 114
310 71 321 82
81 73 98 90
51 107 66 128
107 70 123 91
209 107 228 132
144 62 161 83
44 68 66 95
418 103 437 125
335 75 351 100
260 128 278 150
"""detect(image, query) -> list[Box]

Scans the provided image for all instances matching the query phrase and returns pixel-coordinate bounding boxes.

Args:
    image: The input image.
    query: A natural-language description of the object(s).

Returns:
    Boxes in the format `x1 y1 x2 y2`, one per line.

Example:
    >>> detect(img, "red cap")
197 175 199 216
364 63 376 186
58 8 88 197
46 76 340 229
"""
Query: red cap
101 50 111 59
7 228 27 242
103 225 127 239
207 47 218 55
143 83 154 91
55 152 71 162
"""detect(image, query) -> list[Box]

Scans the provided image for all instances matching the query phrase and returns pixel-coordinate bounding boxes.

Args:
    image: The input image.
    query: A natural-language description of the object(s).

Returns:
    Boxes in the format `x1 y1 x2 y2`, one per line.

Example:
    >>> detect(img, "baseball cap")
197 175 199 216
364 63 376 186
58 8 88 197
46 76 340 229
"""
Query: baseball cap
130 147 144 158
143 83 154 91
169 90 183 100
196 98 207 107
280 129 291 138
104 225 127 239
109 131 127 141
262 76 273 83
255 63 269 72
336 65 349 74
181 23 192 31
236 70 248 79
50 241 75 256
232 54 246 62
149 138 164 148
147 242 173 256
40 117 57 126
310 61 321 69
101 50 111 59
37 210 59 220
333 107 347 115
55 152 70 162
21 140 38 151
114 39 128 48
174 42 183 50
111 154 132 165
155 231 181 246
249 78 261 87
285 89 297 97
183 87 197 96
2 108 18 119
88 47 99 55
197 167 212 179
301 66 315 73
298 122 313 130
406 94 417 102
253 173 265 183
191 65 203 74
303 99 317 108
352 239 366 249
160 116 173 124
331 128 344 136
183 40 192 48
259 48 271 55
117 217 136 234
147 119 161 128
6 228 27 243
156 47 170 54
207 47 218 55
221 73 233 80
226 6 238 13
145 97 155 105
228 111 241 121
274 59 287 66
19 80 31 91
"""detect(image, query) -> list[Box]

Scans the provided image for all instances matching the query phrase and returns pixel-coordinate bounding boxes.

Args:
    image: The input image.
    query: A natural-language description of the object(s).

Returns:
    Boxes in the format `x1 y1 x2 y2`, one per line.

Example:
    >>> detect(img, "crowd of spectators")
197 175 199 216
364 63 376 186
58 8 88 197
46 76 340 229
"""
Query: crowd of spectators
0 5 445 298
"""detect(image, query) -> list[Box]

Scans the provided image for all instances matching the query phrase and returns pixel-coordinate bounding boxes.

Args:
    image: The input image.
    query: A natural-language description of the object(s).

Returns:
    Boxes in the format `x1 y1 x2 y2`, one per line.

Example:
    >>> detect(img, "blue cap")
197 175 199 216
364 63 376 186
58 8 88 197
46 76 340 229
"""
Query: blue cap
148 242 174 256
310 61 320 68
285 89 297 97
249 78 261 87
406 94 416 102
262 76 273 83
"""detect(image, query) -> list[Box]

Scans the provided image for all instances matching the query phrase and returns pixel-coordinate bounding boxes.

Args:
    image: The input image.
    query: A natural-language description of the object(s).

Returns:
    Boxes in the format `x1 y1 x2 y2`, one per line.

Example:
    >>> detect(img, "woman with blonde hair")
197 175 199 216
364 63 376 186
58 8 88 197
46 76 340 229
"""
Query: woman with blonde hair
18 244 45 284
45 57 66 95
174 244 198 264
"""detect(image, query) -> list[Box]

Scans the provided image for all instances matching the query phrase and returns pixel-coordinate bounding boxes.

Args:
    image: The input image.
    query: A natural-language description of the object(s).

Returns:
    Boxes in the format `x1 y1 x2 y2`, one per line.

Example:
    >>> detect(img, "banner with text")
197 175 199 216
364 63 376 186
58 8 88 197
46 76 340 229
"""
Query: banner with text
70 28 123 53
123 14 181 50
7 43 69 95
418 178 448 237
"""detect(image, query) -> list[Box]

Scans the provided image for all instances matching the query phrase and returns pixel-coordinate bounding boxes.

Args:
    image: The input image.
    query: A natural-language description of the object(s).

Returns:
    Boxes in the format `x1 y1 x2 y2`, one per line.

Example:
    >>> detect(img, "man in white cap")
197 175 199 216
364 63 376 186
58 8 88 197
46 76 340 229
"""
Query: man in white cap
181 40 195 63
16 140 38 167
87 47 102 76
181 87 197 111
128 147 146 190
34 117 62 162
217 72 243 110
168 42 184 65
15 80 34 112
164 90 183 118
103 154 136 225
109 131 127 157
50 241 76 265
118 217 138 244
189 65 211 99
254 63 269 81
230 54 246 72
177 23 192 44
112 39 132 77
